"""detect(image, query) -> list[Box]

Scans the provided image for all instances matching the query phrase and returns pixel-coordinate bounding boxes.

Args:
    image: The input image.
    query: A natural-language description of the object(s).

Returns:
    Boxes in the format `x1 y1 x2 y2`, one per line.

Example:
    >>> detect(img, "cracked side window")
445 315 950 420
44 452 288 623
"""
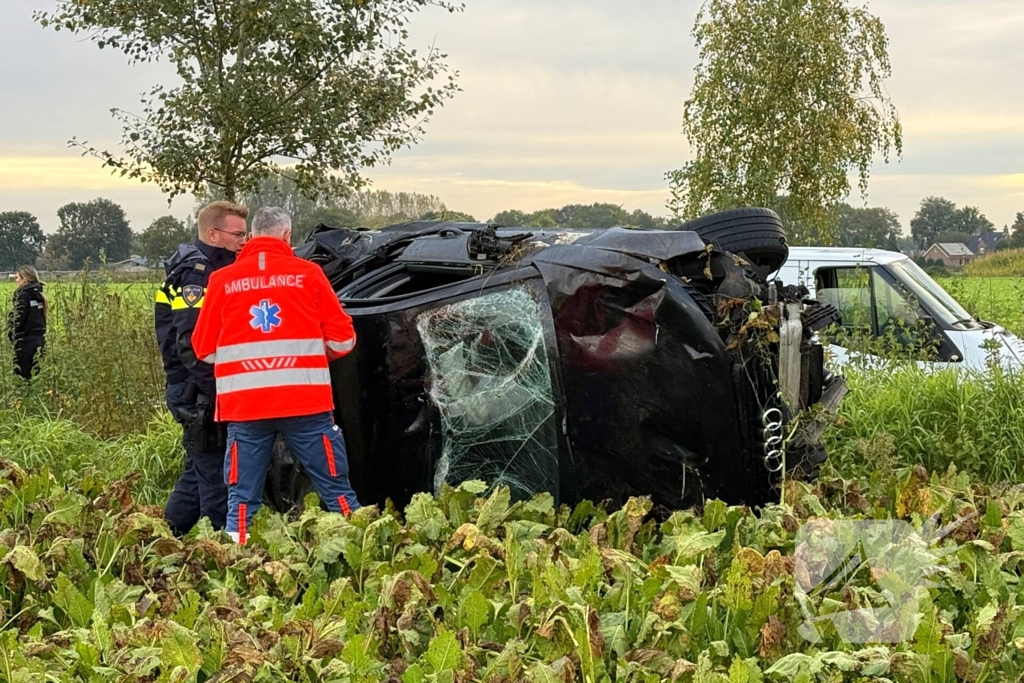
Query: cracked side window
416 287 559 501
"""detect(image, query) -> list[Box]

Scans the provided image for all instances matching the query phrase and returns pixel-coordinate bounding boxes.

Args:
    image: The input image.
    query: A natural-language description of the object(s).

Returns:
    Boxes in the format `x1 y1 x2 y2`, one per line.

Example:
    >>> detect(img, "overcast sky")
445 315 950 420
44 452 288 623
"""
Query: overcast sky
2 0 1024 234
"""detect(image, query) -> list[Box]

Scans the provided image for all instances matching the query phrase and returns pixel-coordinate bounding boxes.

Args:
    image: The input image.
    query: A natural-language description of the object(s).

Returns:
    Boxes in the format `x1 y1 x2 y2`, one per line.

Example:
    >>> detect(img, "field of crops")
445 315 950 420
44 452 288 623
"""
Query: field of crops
938 276 1024 336
3 271 1024 680
4 453 1024 681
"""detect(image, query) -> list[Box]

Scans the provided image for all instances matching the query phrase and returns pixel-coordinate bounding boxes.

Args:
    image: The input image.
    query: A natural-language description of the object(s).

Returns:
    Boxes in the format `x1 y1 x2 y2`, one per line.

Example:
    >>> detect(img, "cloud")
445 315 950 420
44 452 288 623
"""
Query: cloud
2 0 1023 235
0 157 140 191
858 173 1024 231
0 157 192 233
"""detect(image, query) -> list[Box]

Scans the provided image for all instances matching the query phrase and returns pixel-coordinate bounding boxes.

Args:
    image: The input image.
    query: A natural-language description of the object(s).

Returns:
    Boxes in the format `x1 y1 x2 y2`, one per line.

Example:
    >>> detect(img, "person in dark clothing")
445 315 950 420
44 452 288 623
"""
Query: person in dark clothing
8 266 47 380
155 200 249 536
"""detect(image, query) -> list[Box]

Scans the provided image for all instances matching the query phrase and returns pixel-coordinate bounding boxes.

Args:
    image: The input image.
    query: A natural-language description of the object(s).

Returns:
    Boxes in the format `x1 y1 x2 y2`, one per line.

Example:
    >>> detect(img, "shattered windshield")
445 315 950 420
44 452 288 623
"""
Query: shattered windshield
416 287 560 501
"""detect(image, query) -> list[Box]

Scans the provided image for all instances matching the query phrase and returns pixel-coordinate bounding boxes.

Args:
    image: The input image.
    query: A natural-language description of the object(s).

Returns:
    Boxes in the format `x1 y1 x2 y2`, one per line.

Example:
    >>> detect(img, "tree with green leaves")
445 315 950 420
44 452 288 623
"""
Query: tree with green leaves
1007 212 1024 249
418 210 477 222
533 213 557 228
836 204 901 250
491 210 531 227
629 208 669 231
349 190 448 229
955 206 994 236
201 173 452 238
910 197 994 249
910 197 958 249
35 0 462 202
0 212 46 271
211 171 331 241
48 199 133 269
665 0 902 243
490 203 667 229
138 216 195 265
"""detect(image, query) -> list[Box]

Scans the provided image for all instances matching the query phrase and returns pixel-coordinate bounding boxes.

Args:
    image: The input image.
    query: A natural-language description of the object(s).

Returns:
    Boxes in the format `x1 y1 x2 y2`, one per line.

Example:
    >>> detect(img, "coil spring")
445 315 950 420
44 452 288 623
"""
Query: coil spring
761 407 785 473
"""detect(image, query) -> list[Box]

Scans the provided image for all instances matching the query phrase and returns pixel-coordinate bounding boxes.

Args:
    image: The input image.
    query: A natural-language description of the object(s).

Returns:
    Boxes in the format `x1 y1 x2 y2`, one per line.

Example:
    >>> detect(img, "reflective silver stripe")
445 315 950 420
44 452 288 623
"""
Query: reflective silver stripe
215 339 323 363
201 353 217 363
217 368 331 394
259 252 266 271
326 339 355 353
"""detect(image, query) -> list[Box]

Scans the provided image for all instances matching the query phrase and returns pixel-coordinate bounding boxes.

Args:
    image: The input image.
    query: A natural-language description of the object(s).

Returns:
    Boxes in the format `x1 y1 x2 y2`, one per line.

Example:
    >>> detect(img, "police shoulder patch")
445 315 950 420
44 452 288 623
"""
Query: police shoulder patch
181 284 204 307
194 262 207 272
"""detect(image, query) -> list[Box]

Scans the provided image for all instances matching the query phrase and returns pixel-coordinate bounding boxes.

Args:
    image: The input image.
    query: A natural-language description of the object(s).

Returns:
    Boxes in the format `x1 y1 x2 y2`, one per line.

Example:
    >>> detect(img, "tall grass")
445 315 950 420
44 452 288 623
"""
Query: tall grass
963 248 1024 277
0 271 164 437
0 407 182 504
825 364 1024 484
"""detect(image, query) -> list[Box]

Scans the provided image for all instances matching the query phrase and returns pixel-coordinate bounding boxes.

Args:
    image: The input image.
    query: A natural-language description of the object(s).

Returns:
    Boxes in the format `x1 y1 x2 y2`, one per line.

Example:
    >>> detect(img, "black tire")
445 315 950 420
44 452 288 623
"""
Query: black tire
262 441 318 513
679 208 789 272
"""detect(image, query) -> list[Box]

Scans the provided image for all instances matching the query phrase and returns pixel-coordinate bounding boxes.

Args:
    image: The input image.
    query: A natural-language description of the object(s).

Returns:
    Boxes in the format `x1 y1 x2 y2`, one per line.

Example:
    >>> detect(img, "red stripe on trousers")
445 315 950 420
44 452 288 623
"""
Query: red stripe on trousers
228 440 238 485
338 496 351 516
238 503 247 545
323 434 337 477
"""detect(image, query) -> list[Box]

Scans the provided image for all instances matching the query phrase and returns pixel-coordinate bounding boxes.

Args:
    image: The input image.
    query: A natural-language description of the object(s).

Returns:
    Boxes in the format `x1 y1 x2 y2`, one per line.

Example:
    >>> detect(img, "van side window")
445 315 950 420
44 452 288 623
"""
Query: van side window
872 270 919 336
815 267 873 333
815 266 922 344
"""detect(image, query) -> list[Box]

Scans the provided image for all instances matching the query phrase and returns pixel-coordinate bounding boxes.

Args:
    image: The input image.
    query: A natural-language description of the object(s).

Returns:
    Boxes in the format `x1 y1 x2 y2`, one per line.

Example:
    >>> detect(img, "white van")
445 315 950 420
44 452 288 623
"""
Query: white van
771 247 1024 373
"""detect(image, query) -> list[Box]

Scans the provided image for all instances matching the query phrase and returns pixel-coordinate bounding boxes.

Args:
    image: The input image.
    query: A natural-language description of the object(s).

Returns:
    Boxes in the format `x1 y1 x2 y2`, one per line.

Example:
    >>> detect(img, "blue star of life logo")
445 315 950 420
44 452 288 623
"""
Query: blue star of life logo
250 299 282 333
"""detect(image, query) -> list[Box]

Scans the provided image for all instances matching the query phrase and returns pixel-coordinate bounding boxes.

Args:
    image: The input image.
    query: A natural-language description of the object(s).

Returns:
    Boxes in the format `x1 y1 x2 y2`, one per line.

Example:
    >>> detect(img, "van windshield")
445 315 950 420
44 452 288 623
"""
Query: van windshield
887 258 981 329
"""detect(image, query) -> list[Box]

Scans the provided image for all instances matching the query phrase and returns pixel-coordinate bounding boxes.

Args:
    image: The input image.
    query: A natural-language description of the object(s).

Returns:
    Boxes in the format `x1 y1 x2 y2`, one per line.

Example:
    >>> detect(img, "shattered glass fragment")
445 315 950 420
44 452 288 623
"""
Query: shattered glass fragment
416 288 559 502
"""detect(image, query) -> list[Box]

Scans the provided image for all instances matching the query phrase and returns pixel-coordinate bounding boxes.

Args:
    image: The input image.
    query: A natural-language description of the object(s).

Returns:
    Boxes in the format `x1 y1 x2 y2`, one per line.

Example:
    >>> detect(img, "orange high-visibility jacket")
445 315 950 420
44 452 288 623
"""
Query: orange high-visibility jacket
192 236 356 422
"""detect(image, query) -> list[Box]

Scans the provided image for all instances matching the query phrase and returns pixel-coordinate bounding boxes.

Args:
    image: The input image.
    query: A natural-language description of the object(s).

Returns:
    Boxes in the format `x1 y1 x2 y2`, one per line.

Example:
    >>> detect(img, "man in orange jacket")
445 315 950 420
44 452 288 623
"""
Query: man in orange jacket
192 206 361 543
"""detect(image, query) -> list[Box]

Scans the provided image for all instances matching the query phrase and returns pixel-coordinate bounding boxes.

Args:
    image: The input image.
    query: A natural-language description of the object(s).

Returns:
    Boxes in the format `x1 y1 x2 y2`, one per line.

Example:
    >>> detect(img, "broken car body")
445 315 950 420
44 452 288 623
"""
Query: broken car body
265 211 847 514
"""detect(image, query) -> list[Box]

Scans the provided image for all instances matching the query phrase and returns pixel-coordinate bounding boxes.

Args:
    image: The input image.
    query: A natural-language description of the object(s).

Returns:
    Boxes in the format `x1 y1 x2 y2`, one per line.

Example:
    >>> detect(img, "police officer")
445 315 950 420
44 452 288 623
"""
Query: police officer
8 265 47 380
155 200 249 535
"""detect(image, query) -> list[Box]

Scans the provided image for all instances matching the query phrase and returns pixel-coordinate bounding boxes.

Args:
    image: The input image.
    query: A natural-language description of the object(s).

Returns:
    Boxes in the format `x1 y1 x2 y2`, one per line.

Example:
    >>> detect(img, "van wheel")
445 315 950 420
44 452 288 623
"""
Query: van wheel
679 208 789 272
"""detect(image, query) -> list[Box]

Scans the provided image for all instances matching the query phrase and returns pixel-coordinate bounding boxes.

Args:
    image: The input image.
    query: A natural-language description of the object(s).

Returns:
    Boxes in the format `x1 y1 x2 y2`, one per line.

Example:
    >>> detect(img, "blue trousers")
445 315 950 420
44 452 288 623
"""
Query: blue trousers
225 411 361 542
164 381 227 534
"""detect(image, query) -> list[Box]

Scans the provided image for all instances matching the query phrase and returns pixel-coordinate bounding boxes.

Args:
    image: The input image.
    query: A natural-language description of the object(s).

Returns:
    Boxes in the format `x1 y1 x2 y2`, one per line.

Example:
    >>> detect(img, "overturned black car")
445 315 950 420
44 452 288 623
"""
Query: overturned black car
264 208 847 514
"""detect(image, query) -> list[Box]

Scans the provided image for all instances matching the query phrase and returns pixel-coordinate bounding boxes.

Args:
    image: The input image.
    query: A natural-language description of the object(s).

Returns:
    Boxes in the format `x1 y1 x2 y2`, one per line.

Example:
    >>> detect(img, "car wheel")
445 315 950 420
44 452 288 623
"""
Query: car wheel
679 208 789 272
262 440 317 513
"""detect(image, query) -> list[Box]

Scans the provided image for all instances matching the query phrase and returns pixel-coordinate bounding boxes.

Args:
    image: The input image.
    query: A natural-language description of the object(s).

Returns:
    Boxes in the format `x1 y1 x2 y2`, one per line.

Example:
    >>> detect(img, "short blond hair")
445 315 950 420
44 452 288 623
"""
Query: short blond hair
197 200 248 231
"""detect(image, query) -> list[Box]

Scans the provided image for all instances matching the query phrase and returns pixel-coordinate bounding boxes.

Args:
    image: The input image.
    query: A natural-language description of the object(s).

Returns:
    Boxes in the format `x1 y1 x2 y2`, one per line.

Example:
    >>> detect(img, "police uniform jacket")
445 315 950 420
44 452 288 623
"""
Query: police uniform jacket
155 240 236 398
8 281 46 344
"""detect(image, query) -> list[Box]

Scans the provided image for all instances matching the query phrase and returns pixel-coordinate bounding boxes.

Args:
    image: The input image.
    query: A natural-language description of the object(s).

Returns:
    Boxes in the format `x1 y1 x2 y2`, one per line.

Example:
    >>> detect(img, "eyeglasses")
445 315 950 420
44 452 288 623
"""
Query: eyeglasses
214 228 249 239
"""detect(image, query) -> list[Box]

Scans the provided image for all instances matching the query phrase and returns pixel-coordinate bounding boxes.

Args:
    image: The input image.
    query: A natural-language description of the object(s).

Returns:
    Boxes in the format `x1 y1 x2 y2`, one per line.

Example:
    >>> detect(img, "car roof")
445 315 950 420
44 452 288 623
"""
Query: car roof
781 246 910 267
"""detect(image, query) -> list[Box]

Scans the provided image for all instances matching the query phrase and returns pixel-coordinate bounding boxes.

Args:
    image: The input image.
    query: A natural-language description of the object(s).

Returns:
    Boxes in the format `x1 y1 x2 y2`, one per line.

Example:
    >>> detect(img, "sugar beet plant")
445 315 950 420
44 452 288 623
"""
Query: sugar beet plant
4 452 1024 682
